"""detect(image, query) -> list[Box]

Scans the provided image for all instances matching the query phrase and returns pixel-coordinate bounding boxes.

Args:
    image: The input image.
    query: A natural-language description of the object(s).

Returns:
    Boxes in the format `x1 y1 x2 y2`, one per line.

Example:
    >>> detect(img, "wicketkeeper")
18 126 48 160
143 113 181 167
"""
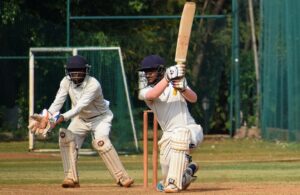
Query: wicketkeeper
138 55 203 193
28 55 134 188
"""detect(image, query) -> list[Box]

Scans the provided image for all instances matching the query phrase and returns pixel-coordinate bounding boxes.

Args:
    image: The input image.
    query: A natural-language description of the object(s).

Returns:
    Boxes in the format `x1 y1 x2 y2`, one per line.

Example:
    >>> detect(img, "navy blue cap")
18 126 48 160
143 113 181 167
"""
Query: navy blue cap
138 55 165 71
66 55 88 69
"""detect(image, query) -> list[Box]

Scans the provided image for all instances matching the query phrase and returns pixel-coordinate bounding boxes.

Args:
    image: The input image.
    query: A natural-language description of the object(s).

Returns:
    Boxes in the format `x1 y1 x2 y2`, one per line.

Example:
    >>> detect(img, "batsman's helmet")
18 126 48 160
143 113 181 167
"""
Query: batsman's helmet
138 55 166 86
65 55 91 85
138 55 165 72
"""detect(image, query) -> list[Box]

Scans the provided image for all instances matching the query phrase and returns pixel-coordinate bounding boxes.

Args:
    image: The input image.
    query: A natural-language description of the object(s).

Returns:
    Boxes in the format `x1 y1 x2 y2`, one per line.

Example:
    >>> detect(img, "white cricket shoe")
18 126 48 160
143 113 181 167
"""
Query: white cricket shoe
164 183 179 193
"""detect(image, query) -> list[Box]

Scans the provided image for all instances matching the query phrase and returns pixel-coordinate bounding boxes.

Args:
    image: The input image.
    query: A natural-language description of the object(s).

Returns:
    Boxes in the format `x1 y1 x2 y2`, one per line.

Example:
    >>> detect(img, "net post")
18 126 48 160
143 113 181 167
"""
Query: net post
28 50 35 151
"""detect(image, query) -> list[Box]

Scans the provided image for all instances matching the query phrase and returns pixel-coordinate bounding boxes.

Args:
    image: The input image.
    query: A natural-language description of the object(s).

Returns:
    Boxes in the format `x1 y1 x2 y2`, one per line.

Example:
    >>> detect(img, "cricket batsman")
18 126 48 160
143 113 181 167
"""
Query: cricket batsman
28 55 134 188
138 55 203 193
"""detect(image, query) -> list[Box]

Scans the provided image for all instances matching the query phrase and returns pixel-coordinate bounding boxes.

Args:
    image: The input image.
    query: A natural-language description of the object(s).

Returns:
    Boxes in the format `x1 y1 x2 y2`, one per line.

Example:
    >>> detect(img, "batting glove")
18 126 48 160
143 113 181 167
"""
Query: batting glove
171 77 187 92
138 71 148 89
164 64 186 82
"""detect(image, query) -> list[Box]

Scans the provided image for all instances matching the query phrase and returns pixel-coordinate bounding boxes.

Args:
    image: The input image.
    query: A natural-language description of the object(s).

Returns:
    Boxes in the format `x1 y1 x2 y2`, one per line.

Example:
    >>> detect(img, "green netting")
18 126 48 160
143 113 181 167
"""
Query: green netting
33 49 137 153
260 0 300 141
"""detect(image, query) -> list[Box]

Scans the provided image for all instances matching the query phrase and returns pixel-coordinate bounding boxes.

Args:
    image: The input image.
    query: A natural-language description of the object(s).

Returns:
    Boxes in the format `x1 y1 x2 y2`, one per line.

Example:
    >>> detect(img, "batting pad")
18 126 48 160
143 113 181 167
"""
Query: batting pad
59 128 78 183
159 138 172 180
92 137 130 185
166 129 191 189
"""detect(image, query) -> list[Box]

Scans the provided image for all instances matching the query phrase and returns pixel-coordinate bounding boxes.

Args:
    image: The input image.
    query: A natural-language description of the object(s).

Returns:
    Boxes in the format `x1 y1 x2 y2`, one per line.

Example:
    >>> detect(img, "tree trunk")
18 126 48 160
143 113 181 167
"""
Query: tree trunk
192 0 225 84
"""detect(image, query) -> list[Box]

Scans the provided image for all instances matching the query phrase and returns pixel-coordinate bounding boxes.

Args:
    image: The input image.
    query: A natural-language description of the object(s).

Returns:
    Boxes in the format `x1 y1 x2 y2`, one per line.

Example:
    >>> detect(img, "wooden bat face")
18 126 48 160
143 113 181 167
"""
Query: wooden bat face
173 2 196 96
175 2 196 64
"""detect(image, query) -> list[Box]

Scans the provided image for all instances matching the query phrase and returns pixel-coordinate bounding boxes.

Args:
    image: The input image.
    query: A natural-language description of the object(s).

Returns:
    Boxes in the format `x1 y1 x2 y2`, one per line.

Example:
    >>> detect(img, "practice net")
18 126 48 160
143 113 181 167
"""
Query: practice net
260 0 300 141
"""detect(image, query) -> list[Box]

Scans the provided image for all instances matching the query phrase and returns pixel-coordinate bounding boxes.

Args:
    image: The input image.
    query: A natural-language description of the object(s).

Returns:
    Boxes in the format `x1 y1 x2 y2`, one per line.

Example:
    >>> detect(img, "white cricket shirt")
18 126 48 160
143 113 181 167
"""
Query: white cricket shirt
48 76 109 121
139 84 196 132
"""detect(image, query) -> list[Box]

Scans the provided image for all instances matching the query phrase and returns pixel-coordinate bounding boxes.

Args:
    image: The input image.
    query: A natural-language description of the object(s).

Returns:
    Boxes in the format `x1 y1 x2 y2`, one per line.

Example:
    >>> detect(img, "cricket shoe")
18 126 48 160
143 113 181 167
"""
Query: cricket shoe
62 178 80 188
182 162 199 190
119 176 134 187
156 180 165 192
164 183 179 193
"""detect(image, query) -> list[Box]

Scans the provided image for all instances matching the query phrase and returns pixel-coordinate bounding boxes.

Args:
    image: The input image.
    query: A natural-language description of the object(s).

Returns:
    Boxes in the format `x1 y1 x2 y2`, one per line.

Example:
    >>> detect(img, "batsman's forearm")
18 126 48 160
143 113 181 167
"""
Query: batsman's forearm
145 78 169 100
181 87 197 103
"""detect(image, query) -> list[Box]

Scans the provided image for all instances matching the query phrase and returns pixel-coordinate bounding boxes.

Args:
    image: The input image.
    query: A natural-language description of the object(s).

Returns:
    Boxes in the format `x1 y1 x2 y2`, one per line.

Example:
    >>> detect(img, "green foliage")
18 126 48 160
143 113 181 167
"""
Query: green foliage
1 0 21 25
128 0 144 12
15 87 28 140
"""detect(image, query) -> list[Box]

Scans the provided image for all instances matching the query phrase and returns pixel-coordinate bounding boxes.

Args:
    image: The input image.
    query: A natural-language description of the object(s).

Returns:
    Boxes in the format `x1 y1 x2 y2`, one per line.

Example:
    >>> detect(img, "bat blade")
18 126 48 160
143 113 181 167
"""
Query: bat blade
173 2 196 95
175 2 196 64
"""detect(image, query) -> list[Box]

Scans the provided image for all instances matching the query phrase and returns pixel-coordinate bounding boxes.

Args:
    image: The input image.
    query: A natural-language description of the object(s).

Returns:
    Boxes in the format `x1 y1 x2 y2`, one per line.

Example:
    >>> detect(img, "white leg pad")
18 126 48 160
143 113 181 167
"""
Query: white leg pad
159 138 172 181
59 128 78 183
92 137 131 185
166 129 190 189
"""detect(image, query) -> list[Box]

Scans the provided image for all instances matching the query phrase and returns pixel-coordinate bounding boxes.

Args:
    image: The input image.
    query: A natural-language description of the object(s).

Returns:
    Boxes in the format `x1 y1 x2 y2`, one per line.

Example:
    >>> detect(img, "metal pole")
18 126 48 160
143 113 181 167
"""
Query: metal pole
70 15 226 20
28 51 35 151
232 0 240 133
66 0 70 47
204 111 208 134
248 0 260 127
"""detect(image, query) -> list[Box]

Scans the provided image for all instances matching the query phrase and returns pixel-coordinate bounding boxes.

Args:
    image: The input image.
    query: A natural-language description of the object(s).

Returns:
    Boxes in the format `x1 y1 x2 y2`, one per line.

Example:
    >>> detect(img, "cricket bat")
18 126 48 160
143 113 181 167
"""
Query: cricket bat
173 2 196 95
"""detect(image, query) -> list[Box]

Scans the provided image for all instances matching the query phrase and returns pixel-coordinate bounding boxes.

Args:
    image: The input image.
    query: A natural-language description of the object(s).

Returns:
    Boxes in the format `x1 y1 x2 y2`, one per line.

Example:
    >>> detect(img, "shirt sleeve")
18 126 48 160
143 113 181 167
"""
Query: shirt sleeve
138 87 151 100
48 78 69 115
62 81 100 121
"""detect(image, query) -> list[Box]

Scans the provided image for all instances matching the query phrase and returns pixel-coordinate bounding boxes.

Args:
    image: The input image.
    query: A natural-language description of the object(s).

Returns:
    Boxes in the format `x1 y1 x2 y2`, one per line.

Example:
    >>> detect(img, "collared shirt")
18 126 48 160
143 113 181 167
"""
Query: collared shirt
48 76 109 121
139 84 196 132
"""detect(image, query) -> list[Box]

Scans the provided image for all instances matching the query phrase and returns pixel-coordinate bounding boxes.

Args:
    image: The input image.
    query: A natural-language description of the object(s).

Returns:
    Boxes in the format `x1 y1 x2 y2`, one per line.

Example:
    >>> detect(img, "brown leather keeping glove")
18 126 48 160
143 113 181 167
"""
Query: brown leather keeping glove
27 109 60 138
28 113 50 135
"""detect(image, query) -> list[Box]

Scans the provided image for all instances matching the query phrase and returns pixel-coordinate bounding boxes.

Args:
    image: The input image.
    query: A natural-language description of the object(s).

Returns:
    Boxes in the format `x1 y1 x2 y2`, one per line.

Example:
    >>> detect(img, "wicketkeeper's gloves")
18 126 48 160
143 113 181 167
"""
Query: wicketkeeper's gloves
28 109 60 138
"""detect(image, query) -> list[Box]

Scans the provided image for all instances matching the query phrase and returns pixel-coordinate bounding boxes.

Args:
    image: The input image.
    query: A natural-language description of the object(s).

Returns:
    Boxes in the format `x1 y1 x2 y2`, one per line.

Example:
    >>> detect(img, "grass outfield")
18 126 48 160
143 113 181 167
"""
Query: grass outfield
0 137 300 194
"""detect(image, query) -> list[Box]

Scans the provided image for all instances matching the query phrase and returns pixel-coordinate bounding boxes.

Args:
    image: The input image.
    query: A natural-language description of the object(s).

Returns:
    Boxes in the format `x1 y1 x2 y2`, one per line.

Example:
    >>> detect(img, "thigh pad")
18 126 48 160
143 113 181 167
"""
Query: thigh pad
171 128 191 151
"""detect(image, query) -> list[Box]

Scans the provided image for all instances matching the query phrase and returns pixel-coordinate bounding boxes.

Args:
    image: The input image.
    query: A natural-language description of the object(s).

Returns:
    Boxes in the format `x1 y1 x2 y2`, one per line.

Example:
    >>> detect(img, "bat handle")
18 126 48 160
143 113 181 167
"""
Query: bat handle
172 62 184 96
173 88 178 96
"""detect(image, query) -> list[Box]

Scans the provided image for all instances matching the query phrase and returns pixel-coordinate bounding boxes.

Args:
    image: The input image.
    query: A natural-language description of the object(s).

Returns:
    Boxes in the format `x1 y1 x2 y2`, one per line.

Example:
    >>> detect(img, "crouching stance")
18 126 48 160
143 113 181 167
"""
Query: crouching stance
59 128 133 188
138 55 203 193
29 55 133 188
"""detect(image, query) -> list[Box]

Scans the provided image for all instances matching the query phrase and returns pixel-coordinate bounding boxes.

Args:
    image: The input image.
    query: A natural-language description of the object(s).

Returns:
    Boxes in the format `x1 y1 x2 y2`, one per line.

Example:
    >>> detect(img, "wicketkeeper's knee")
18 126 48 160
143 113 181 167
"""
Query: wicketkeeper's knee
59 128 75 146
92 136 112 154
